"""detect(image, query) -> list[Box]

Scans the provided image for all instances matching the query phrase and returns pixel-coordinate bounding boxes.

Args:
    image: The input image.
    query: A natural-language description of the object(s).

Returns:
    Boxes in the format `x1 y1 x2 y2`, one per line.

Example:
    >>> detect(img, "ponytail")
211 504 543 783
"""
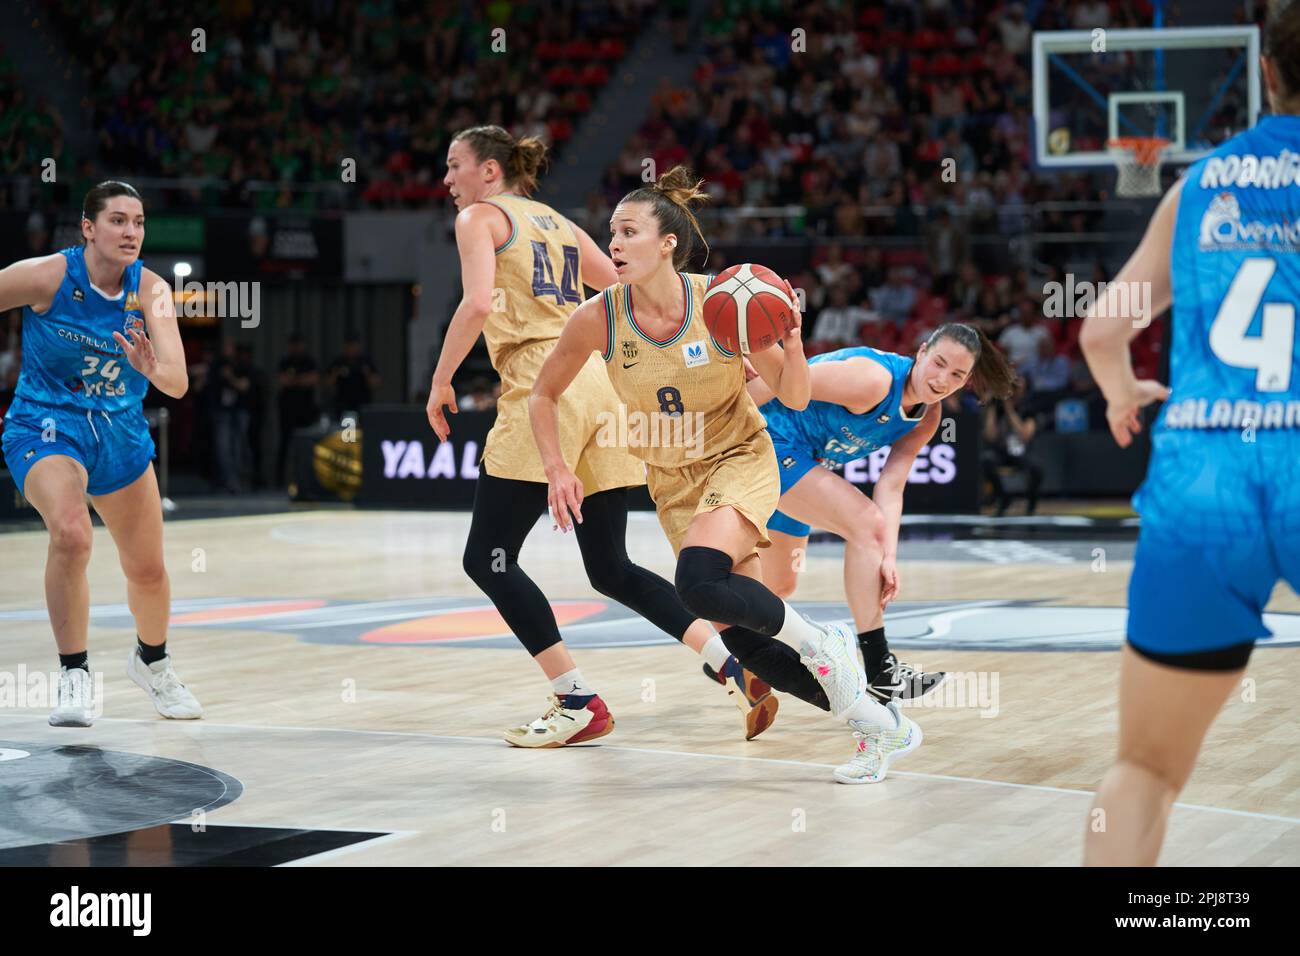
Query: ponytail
451 125 548 196
618 165 710 270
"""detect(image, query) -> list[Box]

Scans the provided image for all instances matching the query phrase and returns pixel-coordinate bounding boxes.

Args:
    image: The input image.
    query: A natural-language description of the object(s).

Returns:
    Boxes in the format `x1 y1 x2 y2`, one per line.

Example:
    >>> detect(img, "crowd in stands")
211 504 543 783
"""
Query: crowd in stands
582 0 1159 244
572 0 1178 445
22 0 656 211
1 0 1234 497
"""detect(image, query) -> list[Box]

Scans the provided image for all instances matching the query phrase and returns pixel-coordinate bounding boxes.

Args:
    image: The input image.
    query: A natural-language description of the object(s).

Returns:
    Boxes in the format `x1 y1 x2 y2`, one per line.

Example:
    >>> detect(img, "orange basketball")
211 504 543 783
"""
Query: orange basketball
702 263 796 354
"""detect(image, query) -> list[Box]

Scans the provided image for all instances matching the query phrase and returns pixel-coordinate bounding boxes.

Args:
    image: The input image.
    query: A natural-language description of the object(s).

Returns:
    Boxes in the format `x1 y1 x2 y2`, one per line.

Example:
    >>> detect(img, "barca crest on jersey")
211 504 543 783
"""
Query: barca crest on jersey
621 340 639 361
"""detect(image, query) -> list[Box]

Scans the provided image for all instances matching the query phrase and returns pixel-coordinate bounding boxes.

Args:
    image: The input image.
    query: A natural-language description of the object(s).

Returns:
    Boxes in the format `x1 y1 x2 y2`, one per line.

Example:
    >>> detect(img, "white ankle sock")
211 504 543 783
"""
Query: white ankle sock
772 601 825 656
551 668 594 698
701 634 732 672
845 695 898 728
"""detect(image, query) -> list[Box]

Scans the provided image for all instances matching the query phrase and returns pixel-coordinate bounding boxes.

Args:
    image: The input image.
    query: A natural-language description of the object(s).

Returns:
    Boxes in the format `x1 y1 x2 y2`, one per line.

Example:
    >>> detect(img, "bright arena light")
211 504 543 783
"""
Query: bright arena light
172 261 192 278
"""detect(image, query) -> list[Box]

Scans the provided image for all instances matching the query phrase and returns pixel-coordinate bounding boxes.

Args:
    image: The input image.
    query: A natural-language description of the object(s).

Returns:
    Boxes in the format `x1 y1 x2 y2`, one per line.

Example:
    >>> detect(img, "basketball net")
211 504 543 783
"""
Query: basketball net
1107 137 1171 198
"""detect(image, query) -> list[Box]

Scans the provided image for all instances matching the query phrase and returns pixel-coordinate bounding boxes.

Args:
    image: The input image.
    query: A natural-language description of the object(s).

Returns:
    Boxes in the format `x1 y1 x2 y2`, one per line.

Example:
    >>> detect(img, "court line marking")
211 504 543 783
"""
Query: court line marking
6 714 1295 828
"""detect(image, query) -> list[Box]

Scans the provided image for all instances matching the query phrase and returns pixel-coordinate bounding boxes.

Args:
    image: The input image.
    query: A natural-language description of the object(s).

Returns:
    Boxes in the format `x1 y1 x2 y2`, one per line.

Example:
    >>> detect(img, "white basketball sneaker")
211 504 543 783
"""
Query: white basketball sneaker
49 666 95 727
503 693 614 748
127 647 203 719
834 700 923 785
799 619 868 719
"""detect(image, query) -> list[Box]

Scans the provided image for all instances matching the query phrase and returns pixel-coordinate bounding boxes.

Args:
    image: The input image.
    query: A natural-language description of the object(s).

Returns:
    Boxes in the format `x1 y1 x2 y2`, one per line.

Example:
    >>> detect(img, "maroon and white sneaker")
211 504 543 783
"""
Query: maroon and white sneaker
503 694 615 748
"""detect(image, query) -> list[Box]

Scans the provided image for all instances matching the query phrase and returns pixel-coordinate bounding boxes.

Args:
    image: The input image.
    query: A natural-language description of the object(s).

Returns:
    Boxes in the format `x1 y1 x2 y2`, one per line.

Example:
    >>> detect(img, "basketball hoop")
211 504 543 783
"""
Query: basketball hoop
1107 137 1171 198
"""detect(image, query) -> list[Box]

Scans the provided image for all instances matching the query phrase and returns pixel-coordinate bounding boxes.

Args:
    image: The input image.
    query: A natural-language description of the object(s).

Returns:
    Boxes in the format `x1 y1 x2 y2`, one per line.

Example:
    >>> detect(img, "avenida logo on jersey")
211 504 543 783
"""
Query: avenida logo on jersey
1200 191 1300 250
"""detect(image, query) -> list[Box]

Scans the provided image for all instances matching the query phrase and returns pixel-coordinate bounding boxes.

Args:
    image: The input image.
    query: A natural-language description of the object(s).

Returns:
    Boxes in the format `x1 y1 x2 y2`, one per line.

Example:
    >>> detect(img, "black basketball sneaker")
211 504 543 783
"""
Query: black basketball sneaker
867 653 946 702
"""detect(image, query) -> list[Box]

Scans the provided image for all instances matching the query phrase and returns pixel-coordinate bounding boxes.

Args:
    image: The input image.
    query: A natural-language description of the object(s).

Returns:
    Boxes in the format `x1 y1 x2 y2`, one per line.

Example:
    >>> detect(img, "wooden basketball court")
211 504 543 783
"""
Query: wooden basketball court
1 510 1297 865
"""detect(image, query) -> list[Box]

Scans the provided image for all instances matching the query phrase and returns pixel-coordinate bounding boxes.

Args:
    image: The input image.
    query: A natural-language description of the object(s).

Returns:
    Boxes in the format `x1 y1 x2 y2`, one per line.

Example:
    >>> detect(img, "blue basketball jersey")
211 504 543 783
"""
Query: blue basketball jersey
1127 114 1300 656
1158 114 1300 433
12 245 149 416
761 346 929 460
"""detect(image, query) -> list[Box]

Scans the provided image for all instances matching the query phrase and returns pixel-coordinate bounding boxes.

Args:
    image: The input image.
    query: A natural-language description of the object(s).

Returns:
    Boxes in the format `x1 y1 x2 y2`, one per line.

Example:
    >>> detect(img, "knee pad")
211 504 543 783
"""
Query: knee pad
674 546 736 621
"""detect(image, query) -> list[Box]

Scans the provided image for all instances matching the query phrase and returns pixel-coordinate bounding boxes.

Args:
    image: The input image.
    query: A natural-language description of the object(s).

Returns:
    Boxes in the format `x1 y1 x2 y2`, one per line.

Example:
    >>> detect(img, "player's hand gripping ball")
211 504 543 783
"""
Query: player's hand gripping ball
703 263 798 354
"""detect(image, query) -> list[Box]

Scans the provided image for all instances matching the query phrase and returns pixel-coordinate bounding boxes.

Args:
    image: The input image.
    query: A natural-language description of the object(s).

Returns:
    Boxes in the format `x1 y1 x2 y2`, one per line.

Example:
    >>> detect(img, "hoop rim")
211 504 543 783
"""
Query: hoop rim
1106 136 1173 167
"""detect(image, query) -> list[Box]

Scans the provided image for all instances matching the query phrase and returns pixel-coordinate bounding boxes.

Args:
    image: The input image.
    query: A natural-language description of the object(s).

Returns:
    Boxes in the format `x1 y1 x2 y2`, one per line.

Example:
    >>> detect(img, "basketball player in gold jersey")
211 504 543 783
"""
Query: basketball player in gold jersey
531 167 924 783
428 128 778 748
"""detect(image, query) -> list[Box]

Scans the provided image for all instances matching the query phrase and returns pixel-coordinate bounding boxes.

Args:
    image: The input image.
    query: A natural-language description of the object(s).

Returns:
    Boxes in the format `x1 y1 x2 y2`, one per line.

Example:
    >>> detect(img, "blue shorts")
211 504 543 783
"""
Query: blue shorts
767 434 821 538
1127 429 1300 656
2 400 156 498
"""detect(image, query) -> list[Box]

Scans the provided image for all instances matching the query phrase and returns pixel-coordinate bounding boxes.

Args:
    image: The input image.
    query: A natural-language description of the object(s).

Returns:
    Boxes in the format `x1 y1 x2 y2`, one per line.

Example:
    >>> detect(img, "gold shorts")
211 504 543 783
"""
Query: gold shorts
645 429 780 557
482 343 646 493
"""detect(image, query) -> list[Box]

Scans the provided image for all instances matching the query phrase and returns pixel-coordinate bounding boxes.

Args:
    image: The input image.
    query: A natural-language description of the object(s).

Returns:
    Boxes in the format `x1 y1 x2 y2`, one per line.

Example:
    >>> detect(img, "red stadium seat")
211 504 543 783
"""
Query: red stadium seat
536 40 565 61
546 65 578 87
913 29 945 51
564 39 597 60
579 64 609 87
860 321 898 353
931 52 963 77
547 117 574 142
596 38 626 60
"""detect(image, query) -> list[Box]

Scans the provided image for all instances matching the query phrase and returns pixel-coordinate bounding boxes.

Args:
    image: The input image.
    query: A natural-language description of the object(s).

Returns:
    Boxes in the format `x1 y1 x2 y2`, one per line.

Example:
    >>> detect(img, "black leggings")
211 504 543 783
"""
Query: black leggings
462 472 697 656
675 546 831 712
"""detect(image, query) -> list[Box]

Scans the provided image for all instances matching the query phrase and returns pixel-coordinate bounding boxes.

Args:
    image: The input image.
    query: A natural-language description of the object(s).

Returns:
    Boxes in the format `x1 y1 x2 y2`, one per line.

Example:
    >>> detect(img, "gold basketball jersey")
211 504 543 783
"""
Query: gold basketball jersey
478 193 584 370
475 193 645 491
601 272 767 467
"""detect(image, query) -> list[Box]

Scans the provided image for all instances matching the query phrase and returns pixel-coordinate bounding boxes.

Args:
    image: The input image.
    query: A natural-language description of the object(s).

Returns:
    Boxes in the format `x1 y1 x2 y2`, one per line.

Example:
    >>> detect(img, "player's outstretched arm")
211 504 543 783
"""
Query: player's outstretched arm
427 205 498 439
131 267 188 398
1079 179 1181 447
530 294 606 532
872 405 941 605
0 254 67 314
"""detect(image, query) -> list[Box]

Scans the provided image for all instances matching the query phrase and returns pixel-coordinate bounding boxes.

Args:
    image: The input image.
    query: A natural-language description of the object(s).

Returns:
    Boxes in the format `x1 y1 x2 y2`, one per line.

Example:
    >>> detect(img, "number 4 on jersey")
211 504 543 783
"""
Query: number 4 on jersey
531 242 581 306
1209 257 1296 392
